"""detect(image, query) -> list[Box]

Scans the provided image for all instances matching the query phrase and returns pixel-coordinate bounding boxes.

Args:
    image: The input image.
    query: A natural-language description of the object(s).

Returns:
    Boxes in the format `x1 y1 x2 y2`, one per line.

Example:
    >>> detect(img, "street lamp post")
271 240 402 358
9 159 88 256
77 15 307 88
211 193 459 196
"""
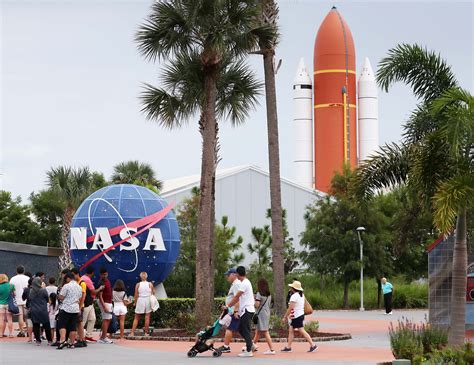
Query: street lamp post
356 227 366 311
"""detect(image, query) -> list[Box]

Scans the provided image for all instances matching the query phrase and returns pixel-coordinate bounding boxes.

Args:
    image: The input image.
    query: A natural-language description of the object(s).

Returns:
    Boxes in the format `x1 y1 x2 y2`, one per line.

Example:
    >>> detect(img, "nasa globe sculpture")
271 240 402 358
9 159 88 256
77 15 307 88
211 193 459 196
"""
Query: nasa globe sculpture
70 184 180 294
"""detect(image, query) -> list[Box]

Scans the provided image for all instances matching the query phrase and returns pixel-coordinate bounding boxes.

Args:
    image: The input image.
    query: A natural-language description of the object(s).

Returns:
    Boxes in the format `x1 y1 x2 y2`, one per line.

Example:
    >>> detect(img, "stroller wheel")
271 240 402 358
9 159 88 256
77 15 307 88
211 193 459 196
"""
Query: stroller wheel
213 350 222 357
187 350 197 358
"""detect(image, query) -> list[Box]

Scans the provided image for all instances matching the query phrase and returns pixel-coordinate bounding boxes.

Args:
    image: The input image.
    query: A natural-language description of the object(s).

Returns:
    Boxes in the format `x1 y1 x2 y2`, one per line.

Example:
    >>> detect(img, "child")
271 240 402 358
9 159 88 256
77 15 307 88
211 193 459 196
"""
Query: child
112 280 129 340
48 292 58 343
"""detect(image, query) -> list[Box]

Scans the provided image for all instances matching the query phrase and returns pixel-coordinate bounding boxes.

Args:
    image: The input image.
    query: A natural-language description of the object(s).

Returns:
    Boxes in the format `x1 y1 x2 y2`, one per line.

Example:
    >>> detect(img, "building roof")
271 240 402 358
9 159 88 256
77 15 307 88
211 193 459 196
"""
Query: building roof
162 165 326 198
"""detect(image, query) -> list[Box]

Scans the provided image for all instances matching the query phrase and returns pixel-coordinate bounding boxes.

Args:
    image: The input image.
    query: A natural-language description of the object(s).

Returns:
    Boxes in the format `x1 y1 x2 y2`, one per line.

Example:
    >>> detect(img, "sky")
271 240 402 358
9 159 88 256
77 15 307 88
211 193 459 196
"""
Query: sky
1 0 473 200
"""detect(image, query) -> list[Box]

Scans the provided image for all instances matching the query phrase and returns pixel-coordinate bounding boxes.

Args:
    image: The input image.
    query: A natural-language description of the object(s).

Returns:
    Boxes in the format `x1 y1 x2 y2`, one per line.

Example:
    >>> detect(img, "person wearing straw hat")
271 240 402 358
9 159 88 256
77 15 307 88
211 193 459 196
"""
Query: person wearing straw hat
281 281 317 353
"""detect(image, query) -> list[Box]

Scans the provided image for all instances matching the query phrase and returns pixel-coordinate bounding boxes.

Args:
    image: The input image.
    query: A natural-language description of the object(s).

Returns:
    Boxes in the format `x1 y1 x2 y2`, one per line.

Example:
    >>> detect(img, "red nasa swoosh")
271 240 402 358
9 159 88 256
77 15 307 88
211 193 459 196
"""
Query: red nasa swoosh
79 203 174 271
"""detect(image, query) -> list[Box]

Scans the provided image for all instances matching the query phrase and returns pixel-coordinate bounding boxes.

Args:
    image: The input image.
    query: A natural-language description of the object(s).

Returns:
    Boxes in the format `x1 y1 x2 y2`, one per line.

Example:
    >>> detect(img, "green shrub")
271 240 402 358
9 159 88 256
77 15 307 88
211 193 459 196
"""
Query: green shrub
425 344 473 365
95 297 225 332
389 319 423 360
418 322 448 353
304 320 319 333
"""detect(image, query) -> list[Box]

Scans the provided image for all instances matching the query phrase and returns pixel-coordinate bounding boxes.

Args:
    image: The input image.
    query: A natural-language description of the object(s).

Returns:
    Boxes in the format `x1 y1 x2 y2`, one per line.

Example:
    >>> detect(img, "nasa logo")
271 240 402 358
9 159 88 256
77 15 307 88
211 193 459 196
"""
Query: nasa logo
70 184 180 293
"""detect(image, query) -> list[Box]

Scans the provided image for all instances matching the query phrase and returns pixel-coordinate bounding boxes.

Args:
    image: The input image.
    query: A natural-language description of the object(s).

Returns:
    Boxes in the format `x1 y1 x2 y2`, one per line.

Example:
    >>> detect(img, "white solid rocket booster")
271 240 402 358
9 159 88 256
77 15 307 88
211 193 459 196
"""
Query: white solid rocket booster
358 57 379 162
293 58 313 188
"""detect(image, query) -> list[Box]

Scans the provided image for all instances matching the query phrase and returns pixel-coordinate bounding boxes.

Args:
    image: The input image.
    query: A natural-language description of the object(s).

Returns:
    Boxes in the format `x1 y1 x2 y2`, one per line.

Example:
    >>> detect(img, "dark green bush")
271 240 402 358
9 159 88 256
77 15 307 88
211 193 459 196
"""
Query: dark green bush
94 297 225 331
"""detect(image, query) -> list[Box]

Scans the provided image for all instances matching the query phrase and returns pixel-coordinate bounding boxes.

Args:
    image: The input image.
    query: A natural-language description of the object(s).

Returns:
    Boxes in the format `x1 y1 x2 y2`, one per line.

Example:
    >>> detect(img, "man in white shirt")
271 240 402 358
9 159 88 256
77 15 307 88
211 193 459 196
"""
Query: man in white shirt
217 268 241 353
225 266 255 357
9 266 30 336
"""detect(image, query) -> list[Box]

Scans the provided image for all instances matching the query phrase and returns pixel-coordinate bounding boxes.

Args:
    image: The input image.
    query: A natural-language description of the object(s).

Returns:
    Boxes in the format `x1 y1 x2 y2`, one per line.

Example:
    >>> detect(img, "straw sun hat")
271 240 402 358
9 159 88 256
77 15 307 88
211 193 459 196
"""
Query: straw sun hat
288 280 304 292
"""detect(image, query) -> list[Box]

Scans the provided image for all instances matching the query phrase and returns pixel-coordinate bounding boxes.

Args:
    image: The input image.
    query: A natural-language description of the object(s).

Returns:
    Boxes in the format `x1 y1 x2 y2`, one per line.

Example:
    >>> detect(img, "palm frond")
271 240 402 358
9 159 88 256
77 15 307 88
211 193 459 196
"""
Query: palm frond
140 83 196 129
136 0 194 62
216 58 262 125
430 88 474 158
432 174 474 233
376 44 457 102
402 104 439 144
352 143 410 200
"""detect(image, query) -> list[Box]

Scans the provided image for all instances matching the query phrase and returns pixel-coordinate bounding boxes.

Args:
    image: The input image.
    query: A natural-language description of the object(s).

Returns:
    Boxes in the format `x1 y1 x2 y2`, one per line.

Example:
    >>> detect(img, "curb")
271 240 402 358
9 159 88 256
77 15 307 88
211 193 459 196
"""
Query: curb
118 333 352 342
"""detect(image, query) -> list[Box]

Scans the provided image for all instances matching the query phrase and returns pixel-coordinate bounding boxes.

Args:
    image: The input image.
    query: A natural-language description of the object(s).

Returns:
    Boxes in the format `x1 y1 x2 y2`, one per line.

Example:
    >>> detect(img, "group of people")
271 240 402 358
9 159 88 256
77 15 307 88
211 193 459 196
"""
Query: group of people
0 265 157 348
217 266 318 357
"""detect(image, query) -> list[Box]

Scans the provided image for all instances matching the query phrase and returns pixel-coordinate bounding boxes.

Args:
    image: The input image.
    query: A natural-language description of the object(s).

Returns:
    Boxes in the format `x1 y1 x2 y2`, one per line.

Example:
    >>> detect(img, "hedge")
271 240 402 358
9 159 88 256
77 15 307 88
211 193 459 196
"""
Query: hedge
94 297 226 331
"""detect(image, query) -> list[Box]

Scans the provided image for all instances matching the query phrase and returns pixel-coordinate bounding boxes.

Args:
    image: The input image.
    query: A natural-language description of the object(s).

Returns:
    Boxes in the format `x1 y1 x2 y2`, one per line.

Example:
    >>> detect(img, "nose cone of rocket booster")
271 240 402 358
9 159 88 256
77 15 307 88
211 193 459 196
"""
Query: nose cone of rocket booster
313 6 357 193
358 57 379 163
293 58 314 189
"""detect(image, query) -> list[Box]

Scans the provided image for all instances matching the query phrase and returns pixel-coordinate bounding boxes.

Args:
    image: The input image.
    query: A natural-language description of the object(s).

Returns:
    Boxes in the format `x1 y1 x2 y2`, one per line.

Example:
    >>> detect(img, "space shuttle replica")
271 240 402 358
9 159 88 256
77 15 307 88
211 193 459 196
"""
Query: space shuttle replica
293 6 379 193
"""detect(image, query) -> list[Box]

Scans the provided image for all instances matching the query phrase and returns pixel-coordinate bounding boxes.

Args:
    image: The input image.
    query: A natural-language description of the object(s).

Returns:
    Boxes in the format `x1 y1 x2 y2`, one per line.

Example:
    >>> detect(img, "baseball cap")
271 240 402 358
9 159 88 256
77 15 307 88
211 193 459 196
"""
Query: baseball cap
225 268 237 276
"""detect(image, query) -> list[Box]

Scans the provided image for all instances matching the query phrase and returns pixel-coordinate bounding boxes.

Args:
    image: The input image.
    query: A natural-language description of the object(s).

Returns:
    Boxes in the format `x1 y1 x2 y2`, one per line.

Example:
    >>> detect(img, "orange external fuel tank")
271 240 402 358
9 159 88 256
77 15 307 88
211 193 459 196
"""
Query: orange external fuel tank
313 6 357 193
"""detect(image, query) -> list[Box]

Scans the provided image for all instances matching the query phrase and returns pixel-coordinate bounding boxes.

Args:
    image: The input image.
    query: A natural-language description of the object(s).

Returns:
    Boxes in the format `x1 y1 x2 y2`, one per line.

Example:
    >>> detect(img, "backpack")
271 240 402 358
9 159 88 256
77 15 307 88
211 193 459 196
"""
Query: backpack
80 281 93 307
107 313 118 334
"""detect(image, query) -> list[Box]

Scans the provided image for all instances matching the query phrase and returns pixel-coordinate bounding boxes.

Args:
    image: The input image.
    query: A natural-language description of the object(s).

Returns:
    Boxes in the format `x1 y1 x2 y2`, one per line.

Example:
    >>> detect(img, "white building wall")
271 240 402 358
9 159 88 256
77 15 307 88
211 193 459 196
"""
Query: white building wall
162 167 323 264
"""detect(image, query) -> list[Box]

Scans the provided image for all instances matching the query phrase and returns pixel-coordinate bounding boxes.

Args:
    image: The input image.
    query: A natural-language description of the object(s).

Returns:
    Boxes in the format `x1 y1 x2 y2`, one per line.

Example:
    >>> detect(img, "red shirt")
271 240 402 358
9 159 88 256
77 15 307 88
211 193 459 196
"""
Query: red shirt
101 278 112 304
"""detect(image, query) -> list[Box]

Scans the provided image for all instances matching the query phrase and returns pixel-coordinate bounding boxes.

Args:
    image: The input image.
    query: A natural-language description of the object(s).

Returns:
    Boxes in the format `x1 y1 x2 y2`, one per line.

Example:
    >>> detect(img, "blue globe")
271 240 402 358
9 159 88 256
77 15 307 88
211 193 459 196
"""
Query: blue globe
70 184 180 294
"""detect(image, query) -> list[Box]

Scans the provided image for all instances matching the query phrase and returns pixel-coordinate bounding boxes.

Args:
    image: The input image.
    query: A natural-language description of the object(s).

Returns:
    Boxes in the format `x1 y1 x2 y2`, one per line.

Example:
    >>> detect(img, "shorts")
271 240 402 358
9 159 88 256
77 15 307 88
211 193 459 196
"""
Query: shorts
98 302 113 320
113 303 127 316
57 310 78 332
135 297 152 314
0 304 8 314
228 316 240 332
290 314 304 329
49 319 56 329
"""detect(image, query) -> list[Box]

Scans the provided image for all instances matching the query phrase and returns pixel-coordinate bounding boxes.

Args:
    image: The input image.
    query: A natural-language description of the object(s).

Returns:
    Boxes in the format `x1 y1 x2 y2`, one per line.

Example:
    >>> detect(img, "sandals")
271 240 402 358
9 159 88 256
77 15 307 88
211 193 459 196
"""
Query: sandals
57 341 68 350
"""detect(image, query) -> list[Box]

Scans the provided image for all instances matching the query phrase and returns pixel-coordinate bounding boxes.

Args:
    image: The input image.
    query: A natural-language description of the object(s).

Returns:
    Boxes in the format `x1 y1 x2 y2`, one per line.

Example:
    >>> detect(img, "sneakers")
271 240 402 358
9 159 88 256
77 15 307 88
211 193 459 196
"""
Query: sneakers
241 344 258 352
98 338 114 344
264 350 276 355
388 311 393 315
17 332 25 338
35 340 41 346
308 344 318 353
217 345 231 353
238 351 253 357
85 336 97 343
281 347 292 353
75 341 87 348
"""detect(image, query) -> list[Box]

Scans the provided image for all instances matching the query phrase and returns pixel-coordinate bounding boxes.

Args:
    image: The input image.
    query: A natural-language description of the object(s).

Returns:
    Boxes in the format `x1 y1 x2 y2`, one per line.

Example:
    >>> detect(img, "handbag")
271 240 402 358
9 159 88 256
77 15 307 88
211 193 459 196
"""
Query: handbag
303 297 313 315
107 313 118 334
149 295 160 312
252 296 268 325
8 291 19 315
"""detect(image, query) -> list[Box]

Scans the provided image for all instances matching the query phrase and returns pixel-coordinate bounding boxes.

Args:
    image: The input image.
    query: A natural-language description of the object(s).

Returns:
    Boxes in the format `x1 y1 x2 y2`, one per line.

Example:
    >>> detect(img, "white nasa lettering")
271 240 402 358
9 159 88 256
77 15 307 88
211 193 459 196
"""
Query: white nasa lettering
70 227 87 250
143 228 166 251
69 227 168 251
91 227 114 251
119 227 139 251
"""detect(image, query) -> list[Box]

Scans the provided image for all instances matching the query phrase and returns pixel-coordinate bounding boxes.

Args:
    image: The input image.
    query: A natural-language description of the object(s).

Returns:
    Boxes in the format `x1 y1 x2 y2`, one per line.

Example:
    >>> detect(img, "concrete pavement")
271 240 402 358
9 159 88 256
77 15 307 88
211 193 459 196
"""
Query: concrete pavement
0 309 427 365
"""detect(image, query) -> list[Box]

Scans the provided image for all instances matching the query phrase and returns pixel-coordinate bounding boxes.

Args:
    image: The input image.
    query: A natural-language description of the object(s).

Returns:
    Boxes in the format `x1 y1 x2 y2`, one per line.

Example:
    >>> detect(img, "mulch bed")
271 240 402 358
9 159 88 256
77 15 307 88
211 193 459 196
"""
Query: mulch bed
120 328 351 342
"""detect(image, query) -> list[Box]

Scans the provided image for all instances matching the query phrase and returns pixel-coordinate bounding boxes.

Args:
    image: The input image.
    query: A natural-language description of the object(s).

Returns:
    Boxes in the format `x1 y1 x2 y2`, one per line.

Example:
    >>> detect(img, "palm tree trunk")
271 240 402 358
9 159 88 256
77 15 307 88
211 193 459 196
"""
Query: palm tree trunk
448 209 467 346
59 206 74 271
195 67 218 327
262 48 285 316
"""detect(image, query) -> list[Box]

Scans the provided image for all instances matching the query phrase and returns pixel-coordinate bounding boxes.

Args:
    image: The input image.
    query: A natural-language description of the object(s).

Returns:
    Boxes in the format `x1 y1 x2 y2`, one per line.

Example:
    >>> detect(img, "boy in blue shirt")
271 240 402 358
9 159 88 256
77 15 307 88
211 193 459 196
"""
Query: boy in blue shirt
381 277 393 315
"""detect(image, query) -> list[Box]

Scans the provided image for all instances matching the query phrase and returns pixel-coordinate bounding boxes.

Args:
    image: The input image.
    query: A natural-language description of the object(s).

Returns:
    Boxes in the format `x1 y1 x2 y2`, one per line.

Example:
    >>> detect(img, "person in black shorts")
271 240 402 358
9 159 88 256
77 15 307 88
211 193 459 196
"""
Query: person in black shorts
56 272 83 349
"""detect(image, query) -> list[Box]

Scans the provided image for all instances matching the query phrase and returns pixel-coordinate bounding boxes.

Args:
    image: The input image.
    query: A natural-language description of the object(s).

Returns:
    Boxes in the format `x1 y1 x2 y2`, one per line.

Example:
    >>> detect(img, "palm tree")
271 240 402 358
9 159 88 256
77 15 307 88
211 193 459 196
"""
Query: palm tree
136 0 274 324
353 44 472 345
111 160 162 192
255 0 286 316
47 166 96 270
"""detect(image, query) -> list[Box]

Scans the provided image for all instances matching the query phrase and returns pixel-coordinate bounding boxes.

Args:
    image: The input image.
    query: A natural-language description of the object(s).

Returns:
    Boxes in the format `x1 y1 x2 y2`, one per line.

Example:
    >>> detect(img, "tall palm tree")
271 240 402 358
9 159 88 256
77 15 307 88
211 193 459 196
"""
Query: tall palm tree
255 0 286 316
111 160 162 192
430 88 473 345
353 44 472 345
47 166 95 270
136 0 274 324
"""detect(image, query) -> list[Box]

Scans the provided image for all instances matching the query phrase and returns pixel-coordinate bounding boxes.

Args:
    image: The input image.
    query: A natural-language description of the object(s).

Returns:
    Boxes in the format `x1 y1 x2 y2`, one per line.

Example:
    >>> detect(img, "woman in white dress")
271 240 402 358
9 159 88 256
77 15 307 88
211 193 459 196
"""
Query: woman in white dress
130 272 154 336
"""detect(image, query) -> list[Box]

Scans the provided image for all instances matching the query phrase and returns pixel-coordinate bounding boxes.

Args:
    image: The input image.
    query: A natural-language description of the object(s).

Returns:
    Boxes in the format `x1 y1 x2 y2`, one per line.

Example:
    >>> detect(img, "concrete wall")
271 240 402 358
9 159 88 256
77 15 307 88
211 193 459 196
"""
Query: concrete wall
0 241 61 279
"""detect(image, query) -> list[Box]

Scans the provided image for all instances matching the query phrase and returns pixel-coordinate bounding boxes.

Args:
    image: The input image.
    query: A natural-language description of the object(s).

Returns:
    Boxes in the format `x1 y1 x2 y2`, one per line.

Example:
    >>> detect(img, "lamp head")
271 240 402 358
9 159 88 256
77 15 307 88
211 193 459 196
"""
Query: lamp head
356 227 366 232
